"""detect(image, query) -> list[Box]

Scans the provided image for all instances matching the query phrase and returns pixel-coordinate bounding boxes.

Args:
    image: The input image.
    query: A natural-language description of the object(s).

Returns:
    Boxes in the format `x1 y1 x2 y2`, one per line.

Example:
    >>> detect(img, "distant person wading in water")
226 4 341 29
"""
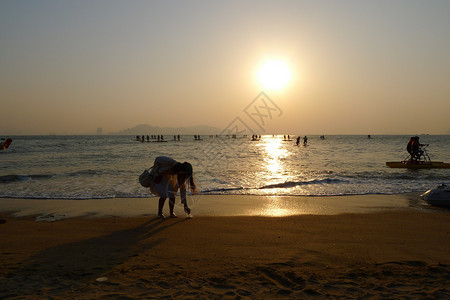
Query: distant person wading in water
147 156 197 218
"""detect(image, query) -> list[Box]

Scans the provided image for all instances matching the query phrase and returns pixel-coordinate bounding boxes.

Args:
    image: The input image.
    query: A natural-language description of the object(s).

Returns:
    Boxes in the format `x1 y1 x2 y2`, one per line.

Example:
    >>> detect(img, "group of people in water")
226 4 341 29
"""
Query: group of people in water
280 135 309 146
135 134 329 146
136 135 164 142
134 134 318 146
295 136 308 146
136 135 204 142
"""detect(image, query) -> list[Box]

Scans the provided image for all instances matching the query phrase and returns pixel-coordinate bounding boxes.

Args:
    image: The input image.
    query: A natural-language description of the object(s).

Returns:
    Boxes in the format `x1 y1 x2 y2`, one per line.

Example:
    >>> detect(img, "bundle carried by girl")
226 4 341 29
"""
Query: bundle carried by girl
139 168 153 187
139 156 180 188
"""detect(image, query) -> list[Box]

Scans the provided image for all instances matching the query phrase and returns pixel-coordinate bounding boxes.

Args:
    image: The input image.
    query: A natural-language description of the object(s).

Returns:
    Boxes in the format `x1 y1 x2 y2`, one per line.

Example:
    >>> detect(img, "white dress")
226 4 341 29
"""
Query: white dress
149 156 186 200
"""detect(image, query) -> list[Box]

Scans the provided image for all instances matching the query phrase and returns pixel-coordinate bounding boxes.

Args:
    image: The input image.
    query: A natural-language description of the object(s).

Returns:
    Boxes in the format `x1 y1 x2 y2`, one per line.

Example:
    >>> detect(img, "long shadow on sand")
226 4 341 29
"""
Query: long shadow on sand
0 217 186 298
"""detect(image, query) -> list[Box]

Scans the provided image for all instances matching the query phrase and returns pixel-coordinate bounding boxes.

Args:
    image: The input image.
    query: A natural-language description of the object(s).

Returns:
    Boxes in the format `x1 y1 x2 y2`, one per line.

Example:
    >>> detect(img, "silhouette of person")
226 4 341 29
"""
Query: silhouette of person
147 156 197 218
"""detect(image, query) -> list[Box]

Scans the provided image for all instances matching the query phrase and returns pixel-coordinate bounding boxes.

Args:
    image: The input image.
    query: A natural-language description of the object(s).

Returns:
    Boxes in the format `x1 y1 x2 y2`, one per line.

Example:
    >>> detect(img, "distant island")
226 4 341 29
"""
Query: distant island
116 124 222 136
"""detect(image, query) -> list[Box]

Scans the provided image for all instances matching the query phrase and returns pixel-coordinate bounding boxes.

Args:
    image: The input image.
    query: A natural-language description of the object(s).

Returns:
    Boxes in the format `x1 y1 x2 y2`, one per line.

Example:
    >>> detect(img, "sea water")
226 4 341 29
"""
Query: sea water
0 135 449 200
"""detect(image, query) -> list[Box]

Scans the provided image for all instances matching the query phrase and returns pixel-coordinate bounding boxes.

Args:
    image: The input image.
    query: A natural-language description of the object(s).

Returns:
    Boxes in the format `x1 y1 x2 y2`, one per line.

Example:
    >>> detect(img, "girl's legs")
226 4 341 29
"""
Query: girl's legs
158 196 176 217
154 175 170 218
158 197 166 217
169 197 176 216
167 177 177 217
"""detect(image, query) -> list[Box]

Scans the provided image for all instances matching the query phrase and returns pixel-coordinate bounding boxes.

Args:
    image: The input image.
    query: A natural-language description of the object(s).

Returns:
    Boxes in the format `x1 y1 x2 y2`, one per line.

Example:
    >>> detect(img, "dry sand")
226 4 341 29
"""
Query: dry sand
1 195 449 299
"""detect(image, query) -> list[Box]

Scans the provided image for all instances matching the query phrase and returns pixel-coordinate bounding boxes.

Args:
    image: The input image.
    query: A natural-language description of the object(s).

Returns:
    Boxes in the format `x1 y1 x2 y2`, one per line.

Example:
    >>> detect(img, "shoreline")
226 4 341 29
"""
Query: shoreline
0 192 435 220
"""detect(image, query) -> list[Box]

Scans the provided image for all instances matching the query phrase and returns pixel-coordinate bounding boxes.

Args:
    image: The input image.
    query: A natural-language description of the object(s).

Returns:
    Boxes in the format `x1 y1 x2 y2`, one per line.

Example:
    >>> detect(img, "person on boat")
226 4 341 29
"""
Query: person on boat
406 136 415 159
411 136 428 161
147 156 197 218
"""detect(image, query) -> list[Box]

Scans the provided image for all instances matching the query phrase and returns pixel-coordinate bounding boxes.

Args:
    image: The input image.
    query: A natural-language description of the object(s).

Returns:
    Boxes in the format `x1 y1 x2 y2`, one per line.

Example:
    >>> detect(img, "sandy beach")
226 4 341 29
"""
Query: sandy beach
1 194 449 299
3 0 450 298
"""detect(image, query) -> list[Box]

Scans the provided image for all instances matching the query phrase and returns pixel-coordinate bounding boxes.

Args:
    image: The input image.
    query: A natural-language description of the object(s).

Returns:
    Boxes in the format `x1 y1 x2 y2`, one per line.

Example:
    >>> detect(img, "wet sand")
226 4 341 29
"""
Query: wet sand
1 194 449 298
0 193 424 219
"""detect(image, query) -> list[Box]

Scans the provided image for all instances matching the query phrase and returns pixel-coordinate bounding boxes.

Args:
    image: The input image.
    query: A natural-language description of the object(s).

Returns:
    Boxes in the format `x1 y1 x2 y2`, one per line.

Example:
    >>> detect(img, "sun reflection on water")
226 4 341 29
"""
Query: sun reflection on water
262 137 290 180
257 137 295 214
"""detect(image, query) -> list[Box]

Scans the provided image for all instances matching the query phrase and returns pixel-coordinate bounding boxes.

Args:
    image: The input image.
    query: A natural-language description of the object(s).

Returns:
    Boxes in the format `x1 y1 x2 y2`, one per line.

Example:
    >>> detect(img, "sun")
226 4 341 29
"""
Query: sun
257 60 291 90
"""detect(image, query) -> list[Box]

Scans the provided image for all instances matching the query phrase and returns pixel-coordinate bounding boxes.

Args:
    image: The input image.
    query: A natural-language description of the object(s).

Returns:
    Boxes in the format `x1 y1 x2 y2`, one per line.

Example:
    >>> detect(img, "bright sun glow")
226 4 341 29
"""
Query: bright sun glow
258 60 291 90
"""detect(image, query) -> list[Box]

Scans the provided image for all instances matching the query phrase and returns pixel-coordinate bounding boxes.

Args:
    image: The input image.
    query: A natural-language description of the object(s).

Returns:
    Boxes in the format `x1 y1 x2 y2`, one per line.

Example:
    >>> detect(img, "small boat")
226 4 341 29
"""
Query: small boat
386 161 450 169
420 184 450 207
0 138 12 150
386 147 450 169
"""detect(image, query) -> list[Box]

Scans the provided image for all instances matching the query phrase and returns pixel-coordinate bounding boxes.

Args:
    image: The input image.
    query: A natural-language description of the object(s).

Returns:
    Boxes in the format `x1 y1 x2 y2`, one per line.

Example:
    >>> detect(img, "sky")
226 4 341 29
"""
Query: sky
1 0 449 135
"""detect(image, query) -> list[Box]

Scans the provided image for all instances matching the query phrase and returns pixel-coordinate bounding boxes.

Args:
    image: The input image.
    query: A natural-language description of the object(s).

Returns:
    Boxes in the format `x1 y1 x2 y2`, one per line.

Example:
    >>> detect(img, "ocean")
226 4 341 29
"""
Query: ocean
0 135 449 200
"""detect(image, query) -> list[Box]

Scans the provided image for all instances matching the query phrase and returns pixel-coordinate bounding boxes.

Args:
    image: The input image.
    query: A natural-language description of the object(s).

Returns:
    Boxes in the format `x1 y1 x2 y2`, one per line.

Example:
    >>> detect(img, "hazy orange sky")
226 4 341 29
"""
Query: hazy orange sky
1 0 449 135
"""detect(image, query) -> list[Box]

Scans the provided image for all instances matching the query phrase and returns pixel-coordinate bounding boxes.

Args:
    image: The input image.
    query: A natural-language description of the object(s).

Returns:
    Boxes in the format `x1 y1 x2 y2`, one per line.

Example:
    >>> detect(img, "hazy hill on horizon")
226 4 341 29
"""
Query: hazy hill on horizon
117 124 222 135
